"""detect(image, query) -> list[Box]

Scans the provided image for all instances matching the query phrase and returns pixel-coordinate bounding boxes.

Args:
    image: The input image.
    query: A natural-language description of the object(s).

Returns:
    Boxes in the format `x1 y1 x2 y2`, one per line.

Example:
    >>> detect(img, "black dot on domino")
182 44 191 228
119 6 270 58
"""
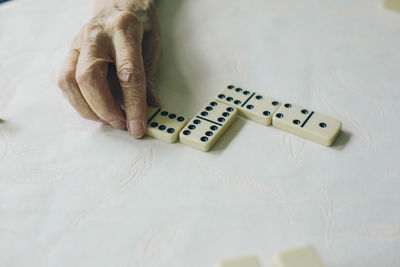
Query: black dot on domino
301 109 309 114
218 117 225 123
210 125 218 131
235 88 243 92
272 101 280 106
161 111 168 116
201 136 208 142
243 90 250 95
201 111 208 116
188 125 196 130
293 119 301 125
218 94 226 99
319 122 327 128
169 114 177 119
194 119 201 125
227 97 233 102
227 85 235 90
256 95 263 100
151 122 158 127
183 130 191 135
284 103 292 108
263 111 271 116
234 100 241 105
205 106 213 111
159 125 167 130
247 105 254 110
276 113 284 118
222 112 230 117
227 107 234 112
177 116 185 122
206 131 213 137
167 128 175 134
210 101 218 106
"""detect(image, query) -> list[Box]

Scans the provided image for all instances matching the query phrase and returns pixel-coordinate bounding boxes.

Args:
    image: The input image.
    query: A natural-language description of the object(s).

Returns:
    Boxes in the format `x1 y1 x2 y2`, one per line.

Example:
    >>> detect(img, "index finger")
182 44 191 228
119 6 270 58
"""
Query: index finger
113 17 148 138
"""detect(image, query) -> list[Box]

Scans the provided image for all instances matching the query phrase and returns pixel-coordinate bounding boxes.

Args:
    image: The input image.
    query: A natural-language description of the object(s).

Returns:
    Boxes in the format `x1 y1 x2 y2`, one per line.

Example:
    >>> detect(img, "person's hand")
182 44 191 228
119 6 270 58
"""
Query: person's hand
57 2 161 138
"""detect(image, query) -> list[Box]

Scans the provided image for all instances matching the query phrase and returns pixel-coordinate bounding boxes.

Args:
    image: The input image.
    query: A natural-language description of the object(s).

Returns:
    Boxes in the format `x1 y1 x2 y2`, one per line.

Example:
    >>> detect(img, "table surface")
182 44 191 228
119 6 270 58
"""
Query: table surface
1 0 400 266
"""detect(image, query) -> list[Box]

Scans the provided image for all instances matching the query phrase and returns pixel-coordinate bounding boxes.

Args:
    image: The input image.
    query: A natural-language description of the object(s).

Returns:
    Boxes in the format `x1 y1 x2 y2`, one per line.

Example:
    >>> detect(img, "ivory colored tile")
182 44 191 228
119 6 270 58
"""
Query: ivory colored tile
146 106 188 143
272 102 341 146
217 255 261 267
216 84 281 125
179 100 238 152
383 0 400 12
273 245 324 267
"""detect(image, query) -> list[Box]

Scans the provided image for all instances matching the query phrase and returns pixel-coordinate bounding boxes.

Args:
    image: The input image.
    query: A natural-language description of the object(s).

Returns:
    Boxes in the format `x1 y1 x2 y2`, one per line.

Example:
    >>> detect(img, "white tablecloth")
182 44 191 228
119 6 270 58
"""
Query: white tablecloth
1 0 400 266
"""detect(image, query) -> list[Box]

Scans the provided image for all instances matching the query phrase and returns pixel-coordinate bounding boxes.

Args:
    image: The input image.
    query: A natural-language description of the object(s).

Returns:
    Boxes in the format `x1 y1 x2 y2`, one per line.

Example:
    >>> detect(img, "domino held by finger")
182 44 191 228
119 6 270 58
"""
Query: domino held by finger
146 106 188 143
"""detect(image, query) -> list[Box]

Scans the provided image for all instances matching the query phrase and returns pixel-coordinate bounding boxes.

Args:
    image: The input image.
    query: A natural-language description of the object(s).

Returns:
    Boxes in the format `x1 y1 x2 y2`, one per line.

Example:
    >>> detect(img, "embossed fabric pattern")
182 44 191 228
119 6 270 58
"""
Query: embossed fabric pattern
0 0 399 266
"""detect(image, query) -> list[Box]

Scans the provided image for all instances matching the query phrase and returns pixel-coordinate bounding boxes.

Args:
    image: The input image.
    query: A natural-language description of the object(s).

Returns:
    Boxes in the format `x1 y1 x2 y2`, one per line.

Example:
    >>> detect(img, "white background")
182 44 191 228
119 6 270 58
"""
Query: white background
0 0 400 266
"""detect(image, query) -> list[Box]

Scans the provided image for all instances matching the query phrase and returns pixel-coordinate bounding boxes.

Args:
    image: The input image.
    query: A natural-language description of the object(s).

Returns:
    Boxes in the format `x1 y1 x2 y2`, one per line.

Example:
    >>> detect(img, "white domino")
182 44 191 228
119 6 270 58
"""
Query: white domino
216 84 281 125
383 0 400 12
273 245 324 267
217 255 261 267
179 100 238 152
272 102 341 146
146 106 188 143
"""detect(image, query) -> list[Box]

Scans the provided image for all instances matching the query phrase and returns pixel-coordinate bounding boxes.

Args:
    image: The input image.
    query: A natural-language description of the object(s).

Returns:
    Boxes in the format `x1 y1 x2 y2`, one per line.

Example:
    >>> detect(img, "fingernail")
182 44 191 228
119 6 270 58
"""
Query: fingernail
129 120 145 138
110 120 127 130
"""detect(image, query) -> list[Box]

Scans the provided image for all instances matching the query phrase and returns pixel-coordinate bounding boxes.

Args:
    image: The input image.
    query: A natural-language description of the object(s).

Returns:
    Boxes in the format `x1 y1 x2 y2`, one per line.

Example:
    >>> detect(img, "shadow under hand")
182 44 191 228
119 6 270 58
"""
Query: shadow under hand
156 0 195 113
107 0 192 112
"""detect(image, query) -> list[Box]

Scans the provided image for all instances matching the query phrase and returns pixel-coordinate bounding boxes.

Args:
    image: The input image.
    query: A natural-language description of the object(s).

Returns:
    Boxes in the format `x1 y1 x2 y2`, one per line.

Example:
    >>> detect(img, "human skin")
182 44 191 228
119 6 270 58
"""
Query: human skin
57 0 161 138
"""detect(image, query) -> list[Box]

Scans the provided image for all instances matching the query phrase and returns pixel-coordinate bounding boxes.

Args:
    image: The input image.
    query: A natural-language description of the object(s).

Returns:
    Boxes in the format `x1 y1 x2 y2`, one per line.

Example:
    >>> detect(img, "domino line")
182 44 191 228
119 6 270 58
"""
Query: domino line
148 108 162 123
301 111 315 128
196 116 223 126
241 92 256 108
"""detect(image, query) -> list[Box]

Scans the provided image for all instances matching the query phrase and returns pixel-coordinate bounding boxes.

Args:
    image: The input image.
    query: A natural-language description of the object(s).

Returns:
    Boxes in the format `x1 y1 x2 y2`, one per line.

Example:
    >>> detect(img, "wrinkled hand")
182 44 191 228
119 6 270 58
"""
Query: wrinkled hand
58 3 161 138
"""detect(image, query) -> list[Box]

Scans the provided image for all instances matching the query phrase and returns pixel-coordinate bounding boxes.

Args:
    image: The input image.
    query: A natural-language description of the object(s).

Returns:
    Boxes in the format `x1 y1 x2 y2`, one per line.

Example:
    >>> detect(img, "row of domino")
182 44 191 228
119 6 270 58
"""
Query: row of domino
146 85 342 151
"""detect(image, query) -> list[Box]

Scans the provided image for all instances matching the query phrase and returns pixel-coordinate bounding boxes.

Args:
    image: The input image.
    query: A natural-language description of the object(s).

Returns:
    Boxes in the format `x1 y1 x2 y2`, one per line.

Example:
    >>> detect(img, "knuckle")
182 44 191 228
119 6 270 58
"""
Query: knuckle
76 60 106 86
114 11 141 30
75 68 95 86
118 63 146 85
57 69 76 91
87 17 105 31
80 43 102 56
82 19 106 41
